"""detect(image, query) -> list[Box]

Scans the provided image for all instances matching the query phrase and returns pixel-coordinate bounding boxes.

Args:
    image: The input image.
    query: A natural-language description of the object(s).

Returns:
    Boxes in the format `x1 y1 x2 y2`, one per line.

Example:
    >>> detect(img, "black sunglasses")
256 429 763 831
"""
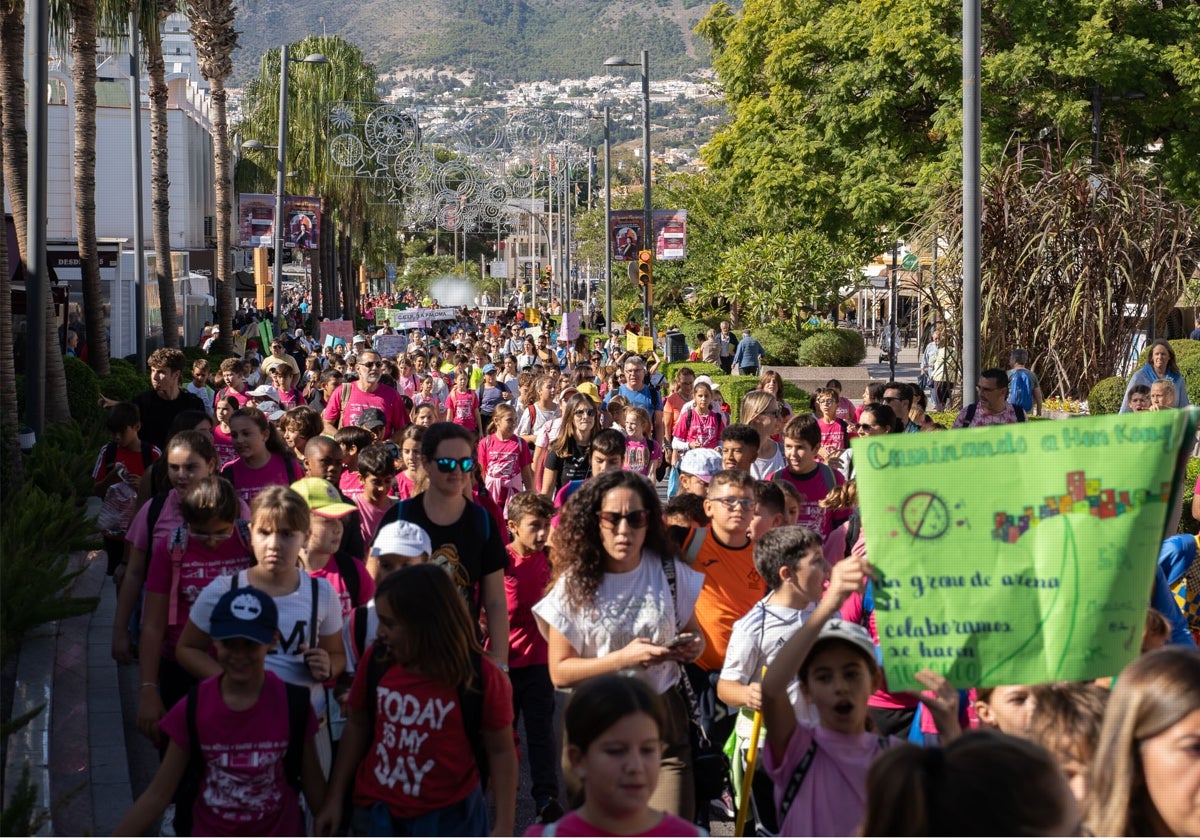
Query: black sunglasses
433 456 475 474
598 510 650 529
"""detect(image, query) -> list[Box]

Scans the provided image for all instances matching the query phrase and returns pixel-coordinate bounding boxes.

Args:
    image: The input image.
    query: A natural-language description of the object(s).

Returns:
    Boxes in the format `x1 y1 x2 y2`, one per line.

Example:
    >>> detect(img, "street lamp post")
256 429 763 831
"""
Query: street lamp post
603 105 613 332
605 50 652 335
245 44 328 338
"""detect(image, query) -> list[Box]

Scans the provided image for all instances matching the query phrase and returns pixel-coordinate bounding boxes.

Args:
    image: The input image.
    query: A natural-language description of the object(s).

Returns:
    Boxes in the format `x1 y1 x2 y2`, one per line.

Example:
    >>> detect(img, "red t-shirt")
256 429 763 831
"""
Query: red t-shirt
346 649 514 818
159 672 318 836
222 453 302 506
144 526 254 658
91 442 160 482
495 546 551 668
323 383 410 438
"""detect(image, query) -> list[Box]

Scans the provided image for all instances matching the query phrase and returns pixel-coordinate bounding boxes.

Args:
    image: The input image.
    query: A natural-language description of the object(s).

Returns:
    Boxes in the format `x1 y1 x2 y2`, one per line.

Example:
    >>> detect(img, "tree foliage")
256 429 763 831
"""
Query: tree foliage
697 0 1200 251
908 144 1200 398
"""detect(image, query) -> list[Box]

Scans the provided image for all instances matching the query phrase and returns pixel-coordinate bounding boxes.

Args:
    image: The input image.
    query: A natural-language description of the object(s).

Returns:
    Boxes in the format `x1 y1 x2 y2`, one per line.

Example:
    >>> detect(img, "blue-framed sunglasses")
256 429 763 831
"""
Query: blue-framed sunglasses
433 456 475 474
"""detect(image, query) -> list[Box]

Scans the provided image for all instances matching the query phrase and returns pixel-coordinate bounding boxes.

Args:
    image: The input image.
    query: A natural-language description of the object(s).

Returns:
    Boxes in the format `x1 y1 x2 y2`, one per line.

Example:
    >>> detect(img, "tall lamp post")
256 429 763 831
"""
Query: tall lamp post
602 105 613 332
243 44 328 337
604 50 652 335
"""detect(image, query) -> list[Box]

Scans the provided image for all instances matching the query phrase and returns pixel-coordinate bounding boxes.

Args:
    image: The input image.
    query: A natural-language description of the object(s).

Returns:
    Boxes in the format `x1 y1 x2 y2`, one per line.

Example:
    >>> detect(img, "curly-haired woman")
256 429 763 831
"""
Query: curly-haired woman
533 470 705 818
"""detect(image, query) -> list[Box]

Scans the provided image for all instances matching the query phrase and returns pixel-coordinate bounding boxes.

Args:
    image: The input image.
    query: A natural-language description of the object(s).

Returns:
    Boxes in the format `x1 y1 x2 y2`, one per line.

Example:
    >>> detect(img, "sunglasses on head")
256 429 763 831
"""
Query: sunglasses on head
598 510 650 529
433 456 475 474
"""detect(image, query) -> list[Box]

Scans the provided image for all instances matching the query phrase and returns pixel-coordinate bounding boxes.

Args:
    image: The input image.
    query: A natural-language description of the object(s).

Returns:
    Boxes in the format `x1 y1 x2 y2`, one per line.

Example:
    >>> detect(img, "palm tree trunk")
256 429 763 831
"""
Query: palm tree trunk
210 79 233 353
71 0 111 373
143 16 178 348
0 0 27 260
0 99 22 487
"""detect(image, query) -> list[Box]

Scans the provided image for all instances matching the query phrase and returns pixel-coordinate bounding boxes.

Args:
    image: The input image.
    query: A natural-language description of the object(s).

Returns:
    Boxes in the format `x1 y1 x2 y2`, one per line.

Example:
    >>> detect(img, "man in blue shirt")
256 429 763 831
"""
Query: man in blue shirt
603 354 663 448
731 329 766 377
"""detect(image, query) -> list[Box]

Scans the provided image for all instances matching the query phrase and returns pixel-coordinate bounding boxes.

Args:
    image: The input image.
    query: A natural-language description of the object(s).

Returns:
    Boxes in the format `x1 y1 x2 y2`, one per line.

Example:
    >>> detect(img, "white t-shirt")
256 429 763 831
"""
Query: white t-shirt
721 597 819 734
751 445 787 480
188 569 342 717
518 403 560 438
533 551 703 695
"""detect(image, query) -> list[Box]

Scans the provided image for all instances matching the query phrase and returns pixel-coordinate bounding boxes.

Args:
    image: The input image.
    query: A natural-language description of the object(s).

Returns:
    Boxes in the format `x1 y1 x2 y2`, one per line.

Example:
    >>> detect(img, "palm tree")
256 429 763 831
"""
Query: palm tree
0 103 22 486
61 0 126 374
137 0 179 348
1 0 27 255
185 0 235 353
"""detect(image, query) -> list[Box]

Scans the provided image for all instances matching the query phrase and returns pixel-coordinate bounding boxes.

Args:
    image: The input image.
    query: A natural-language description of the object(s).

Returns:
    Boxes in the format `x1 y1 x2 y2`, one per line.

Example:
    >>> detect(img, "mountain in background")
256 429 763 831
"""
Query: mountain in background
231 0 723 85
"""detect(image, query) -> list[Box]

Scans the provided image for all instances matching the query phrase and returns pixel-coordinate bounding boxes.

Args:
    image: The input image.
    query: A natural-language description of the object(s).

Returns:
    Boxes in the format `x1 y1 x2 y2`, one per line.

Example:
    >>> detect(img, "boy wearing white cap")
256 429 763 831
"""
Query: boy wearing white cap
679 447 723 497
341 520 432 675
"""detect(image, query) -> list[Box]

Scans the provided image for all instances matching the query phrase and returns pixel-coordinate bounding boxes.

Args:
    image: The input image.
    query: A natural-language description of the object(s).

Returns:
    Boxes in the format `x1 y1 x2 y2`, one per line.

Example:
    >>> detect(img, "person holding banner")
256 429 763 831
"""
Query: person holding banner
759 553 960 837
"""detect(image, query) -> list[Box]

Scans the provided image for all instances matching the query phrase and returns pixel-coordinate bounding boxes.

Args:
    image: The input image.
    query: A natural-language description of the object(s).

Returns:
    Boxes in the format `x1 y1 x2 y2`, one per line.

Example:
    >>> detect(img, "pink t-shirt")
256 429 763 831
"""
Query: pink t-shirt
624 438 662 476
144 525 254 658
445 390 480 431
309 554 375 619
763 722 897 837
495 546 551 668
478 434 531 482
339 471 364 501
126 490 251 555
816 418 848 452
395 471 417 500
323 382 410 438
673 407 725 449
769 465 845 538
355 495 395 549
222 454 302 506
837 397 856 423
159 672 317 836
524 812 704 836
211 426 238 468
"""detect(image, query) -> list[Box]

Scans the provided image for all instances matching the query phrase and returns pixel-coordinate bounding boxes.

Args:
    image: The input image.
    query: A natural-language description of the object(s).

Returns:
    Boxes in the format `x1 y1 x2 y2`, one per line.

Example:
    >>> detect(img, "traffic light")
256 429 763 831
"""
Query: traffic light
544 265 553 282
637 249 652 289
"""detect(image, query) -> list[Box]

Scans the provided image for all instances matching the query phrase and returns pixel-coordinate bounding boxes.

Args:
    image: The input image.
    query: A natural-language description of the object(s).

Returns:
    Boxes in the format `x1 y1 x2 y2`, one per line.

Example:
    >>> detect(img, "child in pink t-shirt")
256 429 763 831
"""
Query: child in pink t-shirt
139 476 254 748
622 406 662 477
477 404 534 515
394 425 426 500
293 477 374 620
445 370 482 433
352 444 398 550
211 394 240 467
115 585 322 837
760 555 960 837
219 407 301 505
527 673 705 837
671 379 726 452
334 426 373 501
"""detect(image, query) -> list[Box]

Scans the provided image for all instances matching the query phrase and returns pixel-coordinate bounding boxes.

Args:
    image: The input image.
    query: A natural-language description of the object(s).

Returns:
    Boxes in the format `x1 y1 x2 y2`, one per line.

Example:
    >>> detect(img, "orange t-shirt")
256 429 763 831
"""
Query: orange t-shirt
685 526 765 671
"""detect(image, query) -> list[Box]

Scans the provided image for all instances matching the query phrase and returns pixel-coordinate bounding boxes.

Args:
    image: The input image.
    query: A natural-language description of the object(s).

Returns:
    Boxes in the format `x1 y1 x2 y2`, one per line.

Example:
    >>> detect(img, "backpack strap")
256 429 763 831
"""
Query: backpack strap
817 463 837 495
167 526 189 626
308 574 319 649
352 604 370 662
682 526 708 566
457 650 488 787
145 492 170 543
283 455 297 483
281 681 311 792
779 740 818 821
964 403 977 426
332 550 362 607
140 440 156 471
102 441 118 473
337 383 354 428
843 512 861 561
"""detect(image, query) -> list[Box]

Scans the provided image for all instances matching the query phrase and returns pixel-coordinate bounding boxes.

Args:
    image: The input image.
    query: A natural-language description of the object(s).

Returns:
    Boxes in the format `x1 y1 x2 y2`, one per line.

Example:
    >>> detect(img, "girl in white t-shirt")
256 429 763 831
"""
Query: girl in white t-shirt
532 470 705 819
176 485 345 724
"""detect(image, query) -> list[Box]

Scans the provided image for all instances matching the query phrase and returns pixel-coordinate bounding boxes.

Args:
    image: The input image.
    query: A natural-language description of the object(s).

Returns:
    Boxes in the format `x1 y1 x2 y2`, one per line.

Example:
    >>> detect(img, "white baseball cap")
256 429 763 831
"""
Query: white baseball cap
370 520 432 559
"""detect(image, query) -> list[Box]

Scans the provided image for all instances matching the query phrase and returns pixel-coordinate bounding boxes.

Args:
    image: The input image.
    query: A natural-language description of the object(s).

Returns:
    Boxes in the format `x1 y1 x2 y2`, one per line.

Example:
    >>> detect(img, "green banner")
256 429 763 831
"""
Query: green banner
376 308 400 326
852 409 1195 691
257 319 273 351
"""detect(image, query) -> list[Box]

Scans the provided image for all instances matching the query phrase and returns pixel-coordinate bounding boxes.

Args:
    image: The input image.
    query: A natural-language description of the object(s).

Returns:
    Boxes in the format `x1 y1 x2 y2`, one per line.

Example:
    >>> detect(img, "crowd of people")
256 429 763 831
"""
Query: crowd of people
88 305 1200 837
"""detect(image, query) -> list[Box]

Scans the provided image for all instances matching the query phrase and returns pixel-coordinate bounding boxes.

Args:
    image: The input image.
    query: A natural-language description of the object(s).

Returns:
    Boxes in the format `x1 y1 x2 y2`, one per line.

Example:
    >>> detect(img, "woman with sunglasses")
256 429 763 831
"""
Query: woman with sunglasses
542 393 601 494
533 470 705 819
376 422 510 669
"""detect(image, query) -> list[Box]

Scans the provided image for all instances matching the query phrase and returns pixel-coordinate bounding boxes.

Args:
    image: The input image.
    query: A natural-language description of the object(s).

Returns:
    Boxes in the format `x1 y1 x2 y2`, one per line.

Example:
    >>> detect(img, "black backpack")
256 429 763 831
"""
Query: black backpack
173 679 310 835
963 403 1025 426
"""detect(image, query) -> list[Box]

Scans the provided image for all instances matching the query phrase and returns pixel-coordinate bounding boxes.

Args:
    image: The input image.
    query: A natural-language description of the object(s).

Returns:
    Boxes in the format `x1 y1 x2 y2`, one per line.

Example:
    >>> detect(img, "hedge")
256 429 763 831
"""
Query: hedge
661 361 723 383
796 330 864 367
1180 458 1200 534
714 374 808 424
1087 376 1126 415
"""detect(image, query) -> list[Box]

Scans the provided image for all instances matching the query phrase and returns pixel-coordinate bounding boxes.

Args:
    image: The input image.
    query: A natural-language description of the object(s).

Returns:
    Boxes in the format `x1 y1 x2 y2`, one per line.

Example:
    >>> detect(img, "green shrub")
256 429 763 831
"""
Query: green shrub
63 356 102 431
930 410 960 428
714 375 808 423
0 484 99 660
1179 457 1200 534
1087 376 1127 415
23 421 103 501
97 360 147 404
661 361 723 383
757 322 810 366
832 328 867 365
796 330 863 366
1136 339 1200 367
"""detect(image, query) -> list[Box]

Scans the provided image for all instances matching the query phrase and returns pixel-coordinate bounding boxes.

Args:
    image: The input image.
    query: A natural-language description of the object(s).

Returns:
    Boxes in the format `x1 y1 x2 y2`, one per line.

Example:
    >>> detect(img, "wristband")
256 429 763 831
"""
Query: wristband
140 682 158 689
497 663 510 673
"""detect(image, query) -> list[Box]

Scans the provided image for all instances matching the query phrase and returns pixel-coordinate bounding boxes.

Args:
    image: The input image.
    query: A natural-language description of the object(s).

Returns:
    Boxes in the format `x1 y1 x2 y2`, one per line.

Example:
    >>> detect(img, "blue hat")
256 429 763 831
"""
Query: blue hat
210 586 278 645
481 363 497 374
